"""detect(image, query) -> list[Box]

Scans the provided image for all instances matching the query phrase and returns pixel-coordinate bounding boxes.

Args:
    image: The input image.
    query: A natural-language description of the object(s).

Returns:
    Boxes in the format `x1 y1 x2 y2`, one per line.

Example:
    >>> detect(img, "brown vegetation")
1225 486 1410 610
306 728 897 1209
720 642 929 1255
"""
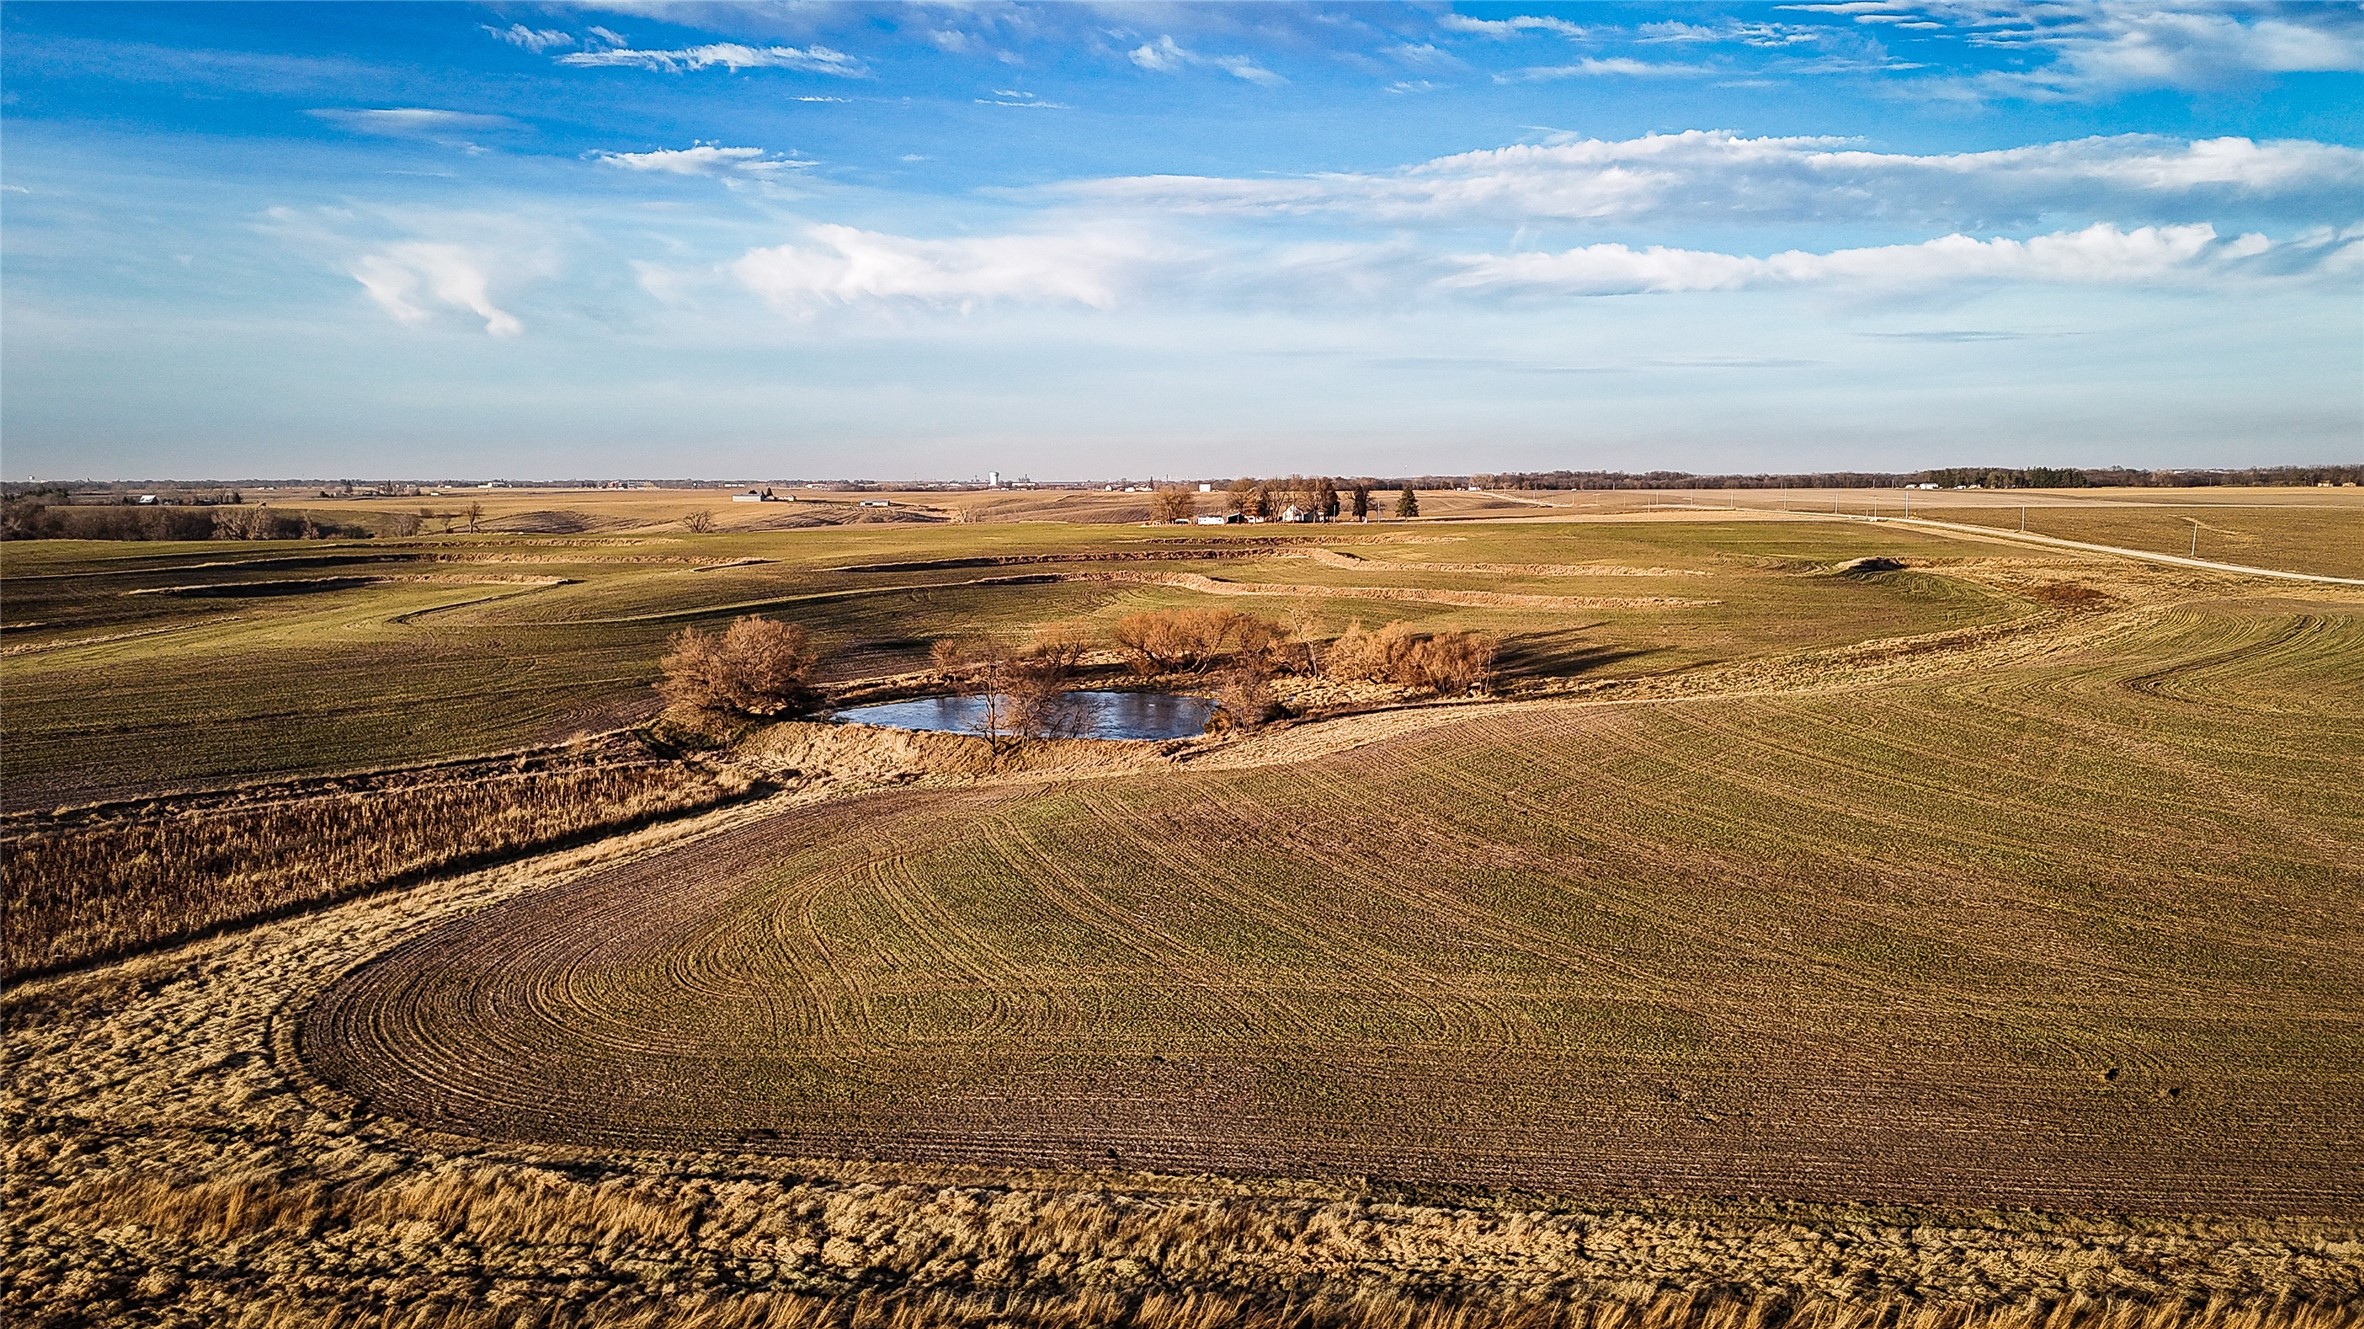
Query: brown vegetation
1324 622 1497 695
1114 609 1309 677
0 747 741 979
659 616 822 718
1149 488 1197 523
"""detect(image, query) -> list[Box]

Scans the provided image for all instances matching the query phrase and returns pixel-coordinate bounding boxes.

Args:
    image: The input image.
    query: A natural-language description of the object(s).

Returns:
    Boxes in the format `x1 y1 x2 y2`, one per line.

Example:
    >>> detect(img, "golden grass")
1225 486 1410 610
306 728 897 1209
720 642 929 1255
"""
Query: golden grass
177 1289 2364 1329
1 745 745 977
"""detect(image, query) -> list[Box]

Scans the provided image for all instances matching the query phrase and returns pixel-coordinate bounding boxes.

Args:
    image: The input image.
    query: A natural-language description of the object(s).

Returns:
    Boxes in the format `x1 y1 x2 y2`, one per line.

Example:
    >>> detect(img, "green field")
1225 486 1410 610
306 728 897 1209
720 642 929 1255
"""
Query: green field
302 594 2364 1215
2 516 2013 809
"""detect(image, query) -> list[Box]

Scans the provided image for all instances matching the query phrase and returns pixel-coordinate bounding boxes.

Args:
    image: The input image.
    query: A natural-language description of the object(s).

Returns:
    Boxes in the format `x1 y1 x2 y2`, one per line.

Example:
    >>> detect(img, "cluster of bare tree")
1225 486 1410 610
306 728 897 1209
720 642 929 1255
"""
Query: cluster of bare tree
656 616 821 719
1222 476 1345 520
650 608 1497 746
0 500 385 542
1110 608 1316 731
1110 609 1302 676
929 625 1093 748
1324 622 1496 695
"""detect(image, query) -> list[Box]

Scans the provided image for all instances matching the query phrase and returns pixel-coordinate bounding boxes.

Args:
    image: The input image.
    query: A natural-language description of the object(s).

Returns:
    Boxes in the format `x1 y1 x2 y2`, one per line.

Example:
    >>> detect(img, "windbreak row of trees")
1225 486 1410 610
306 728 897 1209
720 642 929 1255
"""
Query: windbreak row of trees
1 499 503 541
1475 464 2364 490
1148 477 1420 522
0 502 386 542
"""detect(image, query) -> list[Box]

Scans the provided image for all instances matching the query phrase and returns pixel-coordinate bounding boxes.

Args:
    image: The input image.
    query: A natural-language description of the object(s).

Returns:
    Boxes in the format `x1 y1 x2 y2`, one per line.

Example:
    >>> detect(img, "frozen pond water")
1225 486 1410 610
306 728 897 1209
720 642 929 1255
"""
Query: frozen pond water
832 689 1214 741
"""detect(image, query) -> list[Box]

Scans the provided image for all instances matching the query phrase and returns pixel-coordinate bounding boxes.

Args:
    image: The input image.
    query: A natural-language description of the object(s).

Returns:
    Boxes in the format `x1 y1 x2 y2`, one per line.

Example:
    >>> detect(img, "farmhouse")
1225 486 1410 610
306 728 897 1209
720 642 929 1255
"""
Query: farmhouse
731 488 782 503
1196 512 1245 525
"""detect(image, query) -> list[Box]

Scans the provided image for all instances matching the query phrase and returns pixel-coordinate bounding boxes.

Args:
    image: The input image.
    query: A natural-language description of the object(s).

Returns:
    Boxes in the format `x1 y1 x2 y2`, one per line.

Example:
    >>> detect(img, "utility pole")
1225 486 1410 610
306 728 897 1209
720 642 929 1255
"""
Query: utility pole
2190 520 2198 557
2019 506 2026 533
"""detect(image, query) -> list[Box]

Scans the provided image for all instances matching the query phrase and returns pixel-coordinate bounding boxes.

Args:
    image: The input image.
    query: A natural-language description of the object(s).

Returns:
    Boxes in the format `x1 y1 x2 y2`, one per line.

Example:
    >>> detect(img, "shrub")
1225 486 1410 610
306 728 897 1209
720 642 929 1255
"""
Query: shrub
1208 662 1284 733
1113 609 1306 677
657 616 820 718
1324 622 1495 695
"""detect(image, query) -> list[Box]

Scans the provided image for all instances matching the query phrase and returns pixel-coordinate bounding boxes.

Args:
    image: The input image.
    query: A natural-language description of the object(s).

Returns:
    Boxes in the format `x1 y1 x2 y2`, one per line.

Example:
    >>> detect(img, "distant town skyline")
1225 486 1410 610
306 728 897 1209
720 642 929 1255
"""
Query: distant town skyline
4 1 2359 480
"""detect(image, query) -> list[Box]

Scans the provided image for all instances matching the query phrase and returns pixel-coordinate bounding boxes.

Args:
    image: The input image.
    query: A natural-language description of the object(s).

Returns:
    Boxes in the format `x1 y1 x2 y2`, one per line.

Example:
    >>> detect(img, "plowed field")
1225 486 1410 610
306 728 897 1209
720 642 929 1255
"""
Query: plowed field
304 594 2364 1216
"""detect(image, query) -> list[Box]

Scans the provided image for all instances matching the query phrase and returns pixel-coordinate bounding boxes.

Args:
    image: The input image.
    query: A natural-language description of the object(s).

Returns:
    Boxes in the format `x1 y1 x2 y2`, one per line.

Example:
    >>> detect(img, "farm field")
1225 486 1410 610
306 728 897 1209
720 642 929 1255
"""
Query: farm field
302 596 2364 1215
5 494 2363 1326
1 511 2009 810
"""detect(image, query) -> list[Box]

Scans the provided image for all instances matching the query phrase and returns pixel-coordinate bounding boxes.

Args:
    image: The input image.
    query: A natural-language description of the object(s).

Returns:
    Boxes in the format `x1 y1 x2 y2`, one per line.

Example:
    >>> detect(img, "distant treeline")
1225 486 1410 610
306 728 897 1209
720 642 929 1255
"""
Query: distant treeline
2 500 383 542
1465 464 2364 491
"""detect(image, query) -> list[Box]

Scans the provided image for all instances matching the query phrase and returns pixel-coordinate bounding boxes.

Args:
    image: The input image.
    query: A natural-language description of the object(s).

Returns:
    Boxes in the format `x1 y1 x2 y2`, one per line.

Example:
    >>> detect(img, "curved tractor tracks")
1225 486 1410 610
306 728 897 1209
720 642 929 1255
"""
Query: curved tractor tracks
283 530 2364 1217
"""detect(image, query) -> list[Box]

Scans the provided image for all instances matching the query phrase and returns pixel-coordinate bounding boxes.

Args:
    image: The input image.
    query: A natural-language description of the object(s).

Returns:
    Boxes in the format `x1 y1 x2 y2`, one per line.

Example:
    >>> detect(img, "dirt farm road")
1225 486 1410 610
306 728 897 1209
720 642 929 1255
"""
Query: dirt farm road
1825 511 2364 586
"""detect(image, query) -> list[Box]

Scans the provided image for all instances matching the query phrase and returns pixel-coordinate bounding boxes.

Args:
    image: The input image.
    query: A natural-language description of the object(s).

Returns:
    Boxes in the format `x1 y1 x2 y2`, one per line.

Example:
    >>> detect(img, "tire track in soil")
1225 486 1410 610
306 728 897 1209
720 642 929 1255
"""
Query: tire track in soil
298 592 2364 1215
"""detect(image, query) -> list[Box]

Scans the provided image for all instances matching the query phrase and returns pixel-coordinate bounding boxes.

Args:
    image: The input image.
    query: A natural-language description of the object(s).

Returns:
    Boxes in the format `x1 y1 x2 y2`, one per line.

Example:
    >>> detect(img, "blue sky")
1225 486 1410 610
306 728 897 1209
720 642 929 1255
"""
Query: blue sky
3 2 2359 480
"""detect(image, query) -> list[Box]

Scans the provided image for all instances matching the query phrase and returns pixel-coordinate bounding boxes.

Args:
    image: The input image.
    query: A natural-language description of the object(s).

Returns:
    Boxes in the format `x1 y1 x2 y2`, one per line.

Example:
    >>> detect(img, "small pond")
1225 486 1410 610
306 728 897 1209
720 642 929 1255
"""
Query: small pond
833 690 1214 741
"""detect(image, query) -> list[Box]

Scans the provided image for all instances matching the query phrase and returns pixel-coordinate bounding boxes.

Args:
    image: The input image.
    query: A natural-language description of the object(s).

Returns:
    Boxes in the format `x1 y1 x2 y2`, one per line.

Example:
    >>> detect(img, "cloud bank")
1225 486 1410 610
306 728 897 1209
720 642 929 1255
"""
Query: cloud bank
1057 131 2364 228
558 43 867 76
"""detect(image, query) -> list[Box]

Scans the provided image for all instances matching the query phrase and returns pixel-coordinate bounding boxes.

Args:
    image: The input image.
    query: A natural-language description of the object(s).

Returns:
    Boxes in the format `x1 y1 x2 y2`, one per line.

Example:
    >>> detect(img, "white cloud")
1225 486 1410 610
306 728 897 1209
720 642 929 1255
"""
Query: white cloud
1637 19 1823 46
1053 131 2364 229
978 89 1069 108
587 26 627 48
307 107 517 138
1507 58 1717 80
1443 222 2256 295
590 145 811 177
483 24 573 53
1780 1 2364 97
1438 14 1586 38
557 43 868 76
1130 35 1186 71
348 243 523 337
732 224 1164 312
1982 4 2364 98
1128 34 1285 85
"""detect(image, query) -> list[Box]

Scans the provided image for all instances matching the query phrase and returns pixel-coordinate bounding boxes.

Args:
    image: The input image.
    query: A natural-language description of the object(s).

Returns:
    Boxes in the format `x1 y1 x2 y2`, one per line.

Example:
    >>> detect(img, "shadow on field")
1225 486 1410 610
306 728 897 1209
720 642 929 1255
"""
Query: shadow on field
1494 628 1656 684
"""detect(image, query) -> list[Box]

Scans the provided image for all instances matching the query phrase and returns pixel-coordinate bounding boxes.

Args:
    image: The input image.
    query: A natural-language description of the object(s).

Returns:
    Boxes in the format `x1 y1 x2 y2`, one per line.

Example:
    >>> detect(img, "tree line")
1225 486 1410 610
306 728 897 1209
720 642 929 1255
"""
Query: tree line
0 499 501 541
1471 464 2364 491
1148 477 1419 523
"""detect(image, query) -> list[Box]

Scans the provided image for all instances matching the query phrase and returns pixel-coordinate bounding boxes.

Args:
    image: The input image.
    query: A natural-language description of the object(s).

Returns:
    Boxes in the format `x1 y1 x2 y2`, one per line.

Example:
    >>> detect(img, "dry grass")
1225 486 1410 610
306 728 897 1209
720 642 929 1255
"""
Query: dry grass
1 743 745 977
121 1288 2364 1329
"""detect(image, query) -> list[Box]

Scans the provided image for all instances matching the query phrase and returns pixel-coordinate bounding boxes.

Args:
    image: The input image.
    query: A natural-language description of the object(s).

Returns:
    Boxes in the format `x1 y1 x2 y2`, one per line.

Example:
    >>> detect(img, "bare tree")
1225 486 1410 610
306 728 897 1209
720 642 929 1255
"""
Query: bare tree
1149 487 1197 523
932 631 1086 749
683 510 716 534
465 501 484 533
657 616 820 718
